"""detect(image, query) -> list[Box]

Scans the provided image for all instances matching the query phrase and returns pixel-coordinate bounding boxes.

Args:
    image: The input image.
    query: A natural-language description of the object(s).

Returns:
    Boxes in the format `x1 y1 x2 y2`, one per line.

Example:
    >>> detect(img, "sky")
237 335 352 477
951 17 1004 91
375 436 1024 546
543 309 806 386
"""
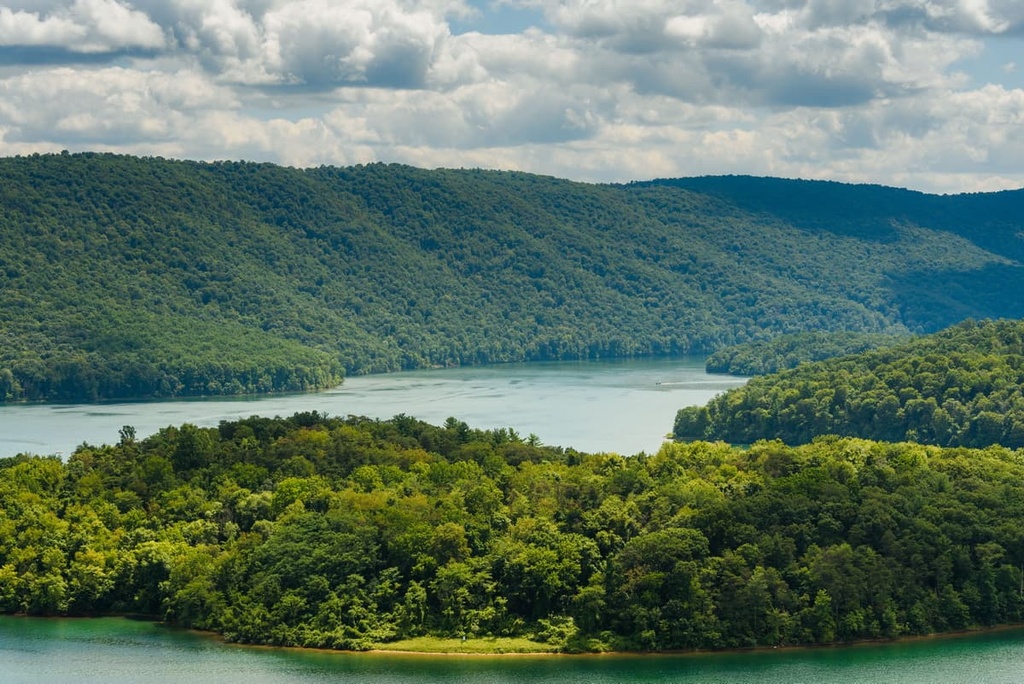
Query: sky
0 1 1022 193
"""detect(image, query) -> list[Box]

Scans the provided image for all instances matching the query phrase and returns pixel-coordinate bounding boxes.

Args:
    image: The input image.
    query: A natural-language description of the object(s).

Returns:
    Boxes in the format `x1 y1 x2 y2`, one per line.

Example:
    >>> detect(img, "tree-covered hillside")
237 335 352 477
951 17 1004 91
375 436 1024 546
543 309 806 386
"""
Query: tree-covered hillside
705 331 909 376
4 413 1024 652
675 319 1024 448
3 153 1024 401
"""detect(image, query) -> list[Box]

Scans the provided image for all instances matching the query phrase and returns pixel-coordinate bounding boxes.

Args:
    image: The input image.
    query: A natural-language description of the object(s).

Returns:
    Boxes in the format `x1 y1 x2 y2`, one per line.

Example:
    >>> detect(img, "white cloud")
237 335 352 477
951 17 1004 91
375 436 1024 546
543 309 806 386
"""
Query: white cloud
72 0 166 51
0 67 233 144
261 0 448 87
431 29 578 87
316 75 607 153
923 0 1009 33
0 0 165 53
0 8 83 46
0 0 1020 193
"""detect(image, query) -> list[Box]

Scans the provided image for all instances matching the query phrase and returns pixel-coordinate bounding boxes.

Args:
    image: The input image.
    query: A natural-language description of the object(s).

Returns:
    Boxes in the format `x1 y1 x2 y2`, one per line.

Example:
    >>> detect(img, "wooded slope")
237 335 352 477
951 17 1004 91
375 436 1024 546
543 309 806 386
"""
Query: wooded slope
677 319 1024 448
3 153 1023 401
705 331 909 376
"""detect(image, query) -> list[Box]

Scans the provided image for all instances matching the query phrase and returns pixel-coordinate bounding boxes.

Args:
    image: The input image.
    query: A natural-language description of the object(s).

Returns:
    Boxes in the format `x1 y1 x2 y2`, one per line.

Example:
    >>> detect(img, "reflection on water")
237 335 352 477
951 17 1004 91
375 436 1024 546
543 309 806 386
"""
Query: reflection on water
0 357 747 458
2 617 1024 684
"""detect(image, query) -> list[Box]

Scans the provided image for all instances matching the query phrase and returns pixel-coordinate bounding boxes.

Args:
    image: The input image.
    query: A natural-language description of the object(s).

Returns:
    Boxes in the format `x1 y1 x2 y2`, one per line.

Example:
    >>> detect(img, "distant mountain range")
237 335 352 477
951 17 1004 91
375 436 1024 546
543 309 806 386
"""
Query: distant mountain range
2 153 1022 401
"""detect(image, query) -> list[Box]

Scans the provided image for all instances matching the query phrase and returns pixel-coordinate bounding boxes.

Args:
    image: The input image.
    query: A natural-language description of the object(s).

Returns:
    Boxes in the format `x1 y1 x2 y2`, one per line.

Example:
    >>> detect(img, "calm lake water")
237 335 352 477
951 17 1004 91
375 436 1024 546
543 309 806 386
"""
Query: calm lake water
0 357 747 459
2 616 1023 684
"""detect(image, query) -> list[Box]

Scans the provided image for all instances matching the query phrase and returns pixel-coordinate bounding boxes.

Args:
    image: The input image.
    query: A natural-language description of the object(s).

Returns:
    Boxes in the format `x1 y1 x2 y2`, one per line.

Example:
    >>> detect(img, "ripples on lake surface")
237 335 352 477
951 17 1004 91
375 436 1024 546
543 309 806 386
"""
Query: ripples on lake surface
0 357 747 458
2 617 1024 684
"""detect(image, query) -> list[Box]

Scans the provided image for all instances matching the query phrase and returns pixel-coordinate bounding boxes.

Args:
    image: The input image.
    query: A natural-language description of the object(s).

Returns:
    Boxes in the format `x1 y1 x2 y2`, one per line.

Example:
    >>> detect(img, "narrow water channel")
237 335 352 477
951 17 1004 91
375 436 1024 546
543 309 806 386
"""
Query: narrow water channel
0 357 747 458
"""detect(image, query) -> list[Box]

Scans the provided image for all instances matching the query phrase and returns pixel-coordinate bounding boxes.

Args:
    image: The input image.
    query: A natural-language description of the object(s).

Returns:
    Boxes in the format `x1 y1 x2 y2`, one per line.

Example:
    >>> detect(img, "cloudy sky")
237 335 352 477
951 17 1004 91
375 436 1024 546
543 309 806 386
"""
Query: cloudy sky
0 0 1021 193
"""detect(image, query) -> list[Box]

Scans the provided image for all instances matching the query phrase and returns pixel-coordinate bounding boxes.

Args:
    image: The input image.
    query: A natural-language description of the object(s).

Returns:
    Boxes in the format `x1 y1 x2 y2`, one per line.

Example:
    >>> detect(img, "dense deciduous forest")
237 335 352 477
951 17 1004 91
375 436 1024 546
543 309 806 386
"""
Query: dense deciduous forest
7 153 1024 653
3 153 1024 402
4 412 1024 652
704 331 909 376
677 319 1024 449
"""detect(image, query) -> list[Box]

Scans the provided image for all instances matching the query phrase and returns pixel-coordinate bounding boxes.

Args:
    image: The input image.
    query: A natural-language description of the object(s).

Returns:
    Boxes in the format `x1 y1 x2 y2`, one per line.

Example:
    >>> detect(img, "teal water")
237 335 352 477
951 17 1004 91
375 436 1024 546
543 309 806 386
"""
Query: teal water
0 357 747 459
2 616 1023 683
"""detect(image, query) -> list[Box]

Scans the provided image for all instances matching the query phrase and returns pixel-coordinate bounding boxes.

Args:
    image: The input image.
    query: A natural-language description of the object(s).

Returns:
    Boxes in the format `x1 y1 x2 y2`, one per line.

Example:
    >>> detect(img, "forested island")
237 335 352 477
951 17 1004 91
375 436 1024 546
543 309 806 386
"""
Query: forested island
3 412 1024 653
3 153 1024 402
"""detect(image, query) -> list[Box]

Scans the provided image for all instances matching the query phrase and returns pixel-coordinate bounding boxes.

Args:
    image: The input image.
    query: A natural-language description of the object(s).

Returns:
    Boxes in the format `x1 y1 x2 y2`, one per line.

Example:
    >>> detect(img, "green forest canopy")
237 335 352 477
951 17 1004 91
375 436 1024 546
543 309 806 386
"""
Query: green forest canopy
704 331 910 376
3 153 1024 402
677 319 1024 449
4 412 1024 652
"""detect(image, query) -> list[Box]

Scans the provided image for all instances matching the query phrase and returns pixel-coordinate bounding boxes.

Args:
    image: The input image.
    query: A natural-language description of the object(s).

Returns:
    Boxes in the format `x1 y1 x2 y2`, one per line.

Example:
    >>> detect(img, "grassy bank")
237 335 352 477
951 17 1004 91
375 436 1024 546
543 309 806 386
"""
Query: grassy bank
368 636 555 654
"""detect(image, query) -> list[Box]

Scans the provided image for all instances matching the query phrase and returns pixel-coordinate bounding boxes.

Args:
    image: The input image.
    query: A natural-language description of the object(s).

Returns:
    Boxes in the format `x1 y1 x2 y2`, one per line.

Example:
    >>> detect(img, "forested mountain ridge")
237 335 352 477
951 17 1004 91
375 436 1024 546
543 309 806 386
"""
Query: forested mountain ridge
3 152 1024 401
676 319 1024 448
641 175 1024 260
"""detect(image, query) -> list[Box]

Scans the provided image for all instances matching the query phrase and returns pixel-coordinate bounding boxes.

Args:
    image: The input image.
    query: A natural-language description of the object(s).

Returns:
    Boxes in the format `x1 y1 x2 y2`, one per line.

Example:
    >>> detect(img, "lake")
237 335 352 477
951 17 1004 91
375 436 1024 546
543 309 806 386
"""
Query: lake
0 357 747 459
2 616 1023 684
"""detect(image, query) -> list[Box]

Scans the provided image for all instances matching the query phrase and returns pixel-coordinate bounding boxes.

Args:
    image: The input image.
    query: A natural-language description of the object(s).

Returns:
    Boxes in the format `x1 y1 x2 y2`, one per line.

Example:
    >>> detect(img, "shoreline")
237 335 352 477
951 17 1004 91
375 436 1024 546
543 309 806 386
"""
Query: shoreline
201 622 1024 659
5 614 1024 659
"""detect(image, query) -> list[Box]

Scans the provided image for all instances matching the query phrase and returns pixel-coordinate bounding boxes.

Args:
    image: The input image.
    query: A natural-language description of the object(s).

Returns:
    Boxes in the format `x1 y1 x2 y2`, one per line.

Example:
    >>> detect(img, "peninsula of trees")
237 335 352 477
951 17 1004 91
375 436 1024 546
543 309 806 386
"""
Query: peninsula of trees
4 412 1024 652
704 331 908 376
676 319 1024 448
3 152 1024 402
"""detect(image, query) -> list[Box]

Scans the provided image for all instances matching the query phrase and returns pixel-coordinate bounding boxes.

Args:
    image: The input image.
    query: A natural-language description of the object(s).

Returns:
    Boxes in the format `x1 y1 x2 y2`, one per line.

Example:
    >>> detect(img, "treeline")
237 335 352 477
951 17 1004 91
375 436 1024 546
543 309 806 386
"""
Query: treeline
676 319 1024 448
4 153 1024 401
705 331 908 376
0 317 343 402
3 412 1024 652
